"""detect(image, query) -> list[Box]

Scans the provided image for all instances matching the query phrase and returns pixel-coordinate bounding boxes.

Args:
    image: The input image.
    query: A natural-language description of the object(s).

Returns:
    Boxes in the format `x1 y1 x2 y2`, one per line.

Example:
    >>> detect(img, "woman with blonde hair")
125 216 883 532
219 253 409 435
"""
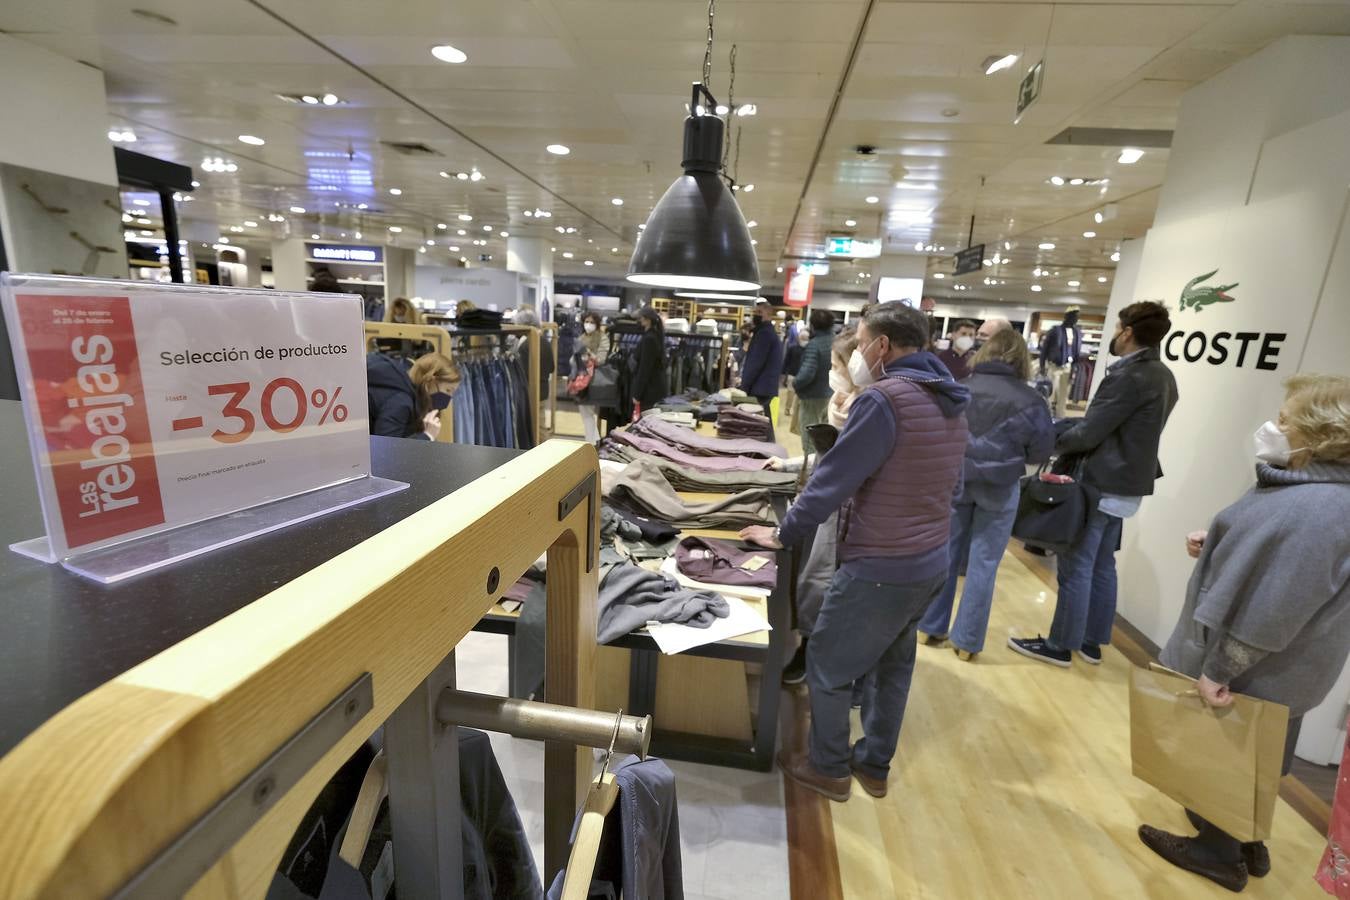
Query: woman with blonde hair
1139 373 1350 892
386 296 422 325
917 328 1055 658
366 351 460 441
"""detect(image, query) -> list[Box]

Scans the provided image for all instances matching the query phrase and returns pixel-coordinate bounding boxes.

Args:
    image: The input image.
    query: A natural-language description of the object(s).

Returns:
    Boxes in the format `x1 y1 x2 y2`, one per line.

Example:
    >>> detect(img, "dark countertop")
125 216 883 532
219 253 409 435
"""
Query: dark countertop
0 400 521 757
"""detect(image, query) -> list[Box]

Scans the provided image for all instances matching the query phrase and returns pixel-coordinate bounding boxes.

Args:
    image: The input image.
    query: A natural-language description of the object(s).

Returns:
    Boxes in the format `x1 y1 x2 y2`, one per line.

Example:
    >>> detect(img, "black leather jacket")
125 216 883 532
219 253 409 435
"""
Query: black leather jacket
1056 347 1178 496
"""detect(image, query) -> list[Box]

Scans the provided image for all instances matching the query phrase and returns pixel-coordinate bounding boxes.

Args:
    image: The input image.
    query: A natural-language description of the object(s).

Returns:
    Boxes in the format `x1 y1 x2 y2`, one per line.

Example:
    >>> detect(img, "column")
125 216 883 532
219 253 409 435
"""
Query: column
507 236 554 317
271 238 308 292
384 246 416 300
869 253 927 306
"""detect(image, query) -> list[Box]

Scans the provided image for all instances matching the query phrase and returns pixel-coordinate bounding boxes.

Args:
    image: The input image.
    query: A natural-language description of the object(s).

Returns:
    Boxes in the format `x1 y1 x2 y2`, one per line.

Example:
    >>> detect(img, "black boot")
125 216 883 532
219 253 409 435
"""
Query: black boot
782 639 807 685
1186 809 1271 877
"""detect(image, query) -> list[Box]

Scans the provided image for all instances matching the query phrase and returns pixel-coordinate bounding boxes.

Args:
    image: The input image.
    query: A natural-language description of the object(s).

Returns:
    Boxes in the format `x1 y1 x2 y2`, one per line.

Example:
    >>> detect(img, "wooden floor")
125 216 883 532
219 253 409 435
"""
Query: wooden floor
819 548 1330 899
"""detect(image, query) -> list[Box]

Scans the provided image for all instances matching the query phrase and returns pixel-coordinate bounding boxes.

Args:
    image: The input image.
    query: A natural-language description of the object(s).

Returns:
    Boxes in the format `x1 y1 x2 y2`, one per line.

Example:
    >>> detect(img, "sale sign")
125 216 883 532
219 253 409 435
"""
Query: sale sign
2 274 370 560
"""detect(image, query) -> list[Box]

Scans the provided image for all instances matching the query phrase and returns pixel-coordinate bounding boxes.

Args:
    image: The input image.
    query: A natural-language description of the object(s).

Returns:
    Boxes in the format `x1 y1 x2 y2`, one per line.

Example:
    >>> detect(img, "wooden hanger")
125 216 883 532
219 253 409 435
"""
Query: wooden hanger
338 750 388 867
559 711 624 900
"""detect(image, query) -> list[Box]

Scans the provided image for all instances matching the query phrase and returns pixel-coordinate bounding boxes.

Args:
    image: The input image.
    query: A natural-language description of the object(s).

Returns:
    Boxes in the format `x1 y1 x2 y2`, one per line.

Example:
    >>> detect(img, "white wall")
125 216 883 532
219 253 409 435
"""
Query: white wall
1098 36 1350 764
413 266 521 311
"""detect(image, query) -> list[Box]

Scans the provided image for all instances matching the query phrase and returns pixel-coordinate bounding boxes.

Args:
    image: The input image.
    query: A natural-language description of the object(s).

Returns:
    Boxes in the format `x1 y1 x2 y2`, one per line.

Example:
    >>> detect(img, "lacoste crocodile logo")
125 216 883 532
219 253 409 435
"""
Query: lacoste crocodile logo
1180 269 1239 312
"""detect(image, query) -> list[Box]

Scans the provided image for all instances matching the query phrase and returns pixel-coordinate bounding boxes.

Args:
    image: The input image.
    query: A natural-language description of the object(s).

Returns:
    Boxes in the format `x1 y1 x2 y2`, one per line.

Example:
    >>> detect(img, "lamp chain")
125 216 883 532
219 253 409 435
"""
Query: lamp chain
723 43 737 171
702 0 715 89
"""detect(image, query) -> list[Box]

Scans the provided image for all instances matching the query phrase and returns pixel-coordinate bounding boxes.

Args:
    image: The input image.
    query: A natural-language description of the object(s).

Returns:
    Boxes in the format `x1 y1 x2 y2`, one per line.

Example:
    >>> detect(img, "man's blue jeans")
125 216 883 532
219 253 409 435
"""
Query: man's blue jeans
1046 508 1123 652
807 570 946 780
918 480 1020 654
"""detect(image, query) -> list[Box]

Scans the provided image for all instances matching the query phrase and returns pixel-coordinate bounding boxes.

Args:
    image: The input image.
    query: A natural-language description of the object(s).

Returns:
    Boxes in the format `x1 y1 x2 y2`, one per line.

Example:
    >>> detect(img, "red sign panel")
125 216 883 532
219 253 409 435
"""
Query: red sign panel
783 268 814 307
15 294 166 549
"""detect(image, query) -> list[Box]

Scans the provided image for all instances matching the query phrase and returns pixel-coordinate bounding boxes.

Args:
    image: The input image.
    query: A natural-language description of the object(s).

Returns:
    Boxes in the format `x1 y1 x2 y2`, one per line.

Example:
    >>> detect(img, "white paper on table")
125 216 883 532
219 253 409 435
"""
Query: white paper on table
645 595 771 655
658 555 771 599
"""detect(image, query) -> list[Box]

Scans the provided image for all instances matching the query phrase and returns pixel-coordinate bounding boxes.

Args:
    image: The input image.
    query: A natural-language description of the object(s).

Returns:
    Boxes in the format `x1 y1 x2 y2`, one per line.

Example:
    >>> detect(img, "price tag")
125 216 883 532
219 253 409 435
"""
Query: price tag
2 274 370 559
740 555 771 572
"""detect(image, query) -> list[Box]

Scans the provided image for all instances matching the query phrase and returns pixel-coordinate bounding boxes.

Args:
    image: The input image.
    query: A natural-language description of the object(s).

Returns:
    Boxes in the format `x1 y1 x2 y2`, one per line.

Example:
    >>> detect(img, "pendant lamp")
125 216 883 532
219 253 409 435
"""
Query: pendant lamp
627 81 761 292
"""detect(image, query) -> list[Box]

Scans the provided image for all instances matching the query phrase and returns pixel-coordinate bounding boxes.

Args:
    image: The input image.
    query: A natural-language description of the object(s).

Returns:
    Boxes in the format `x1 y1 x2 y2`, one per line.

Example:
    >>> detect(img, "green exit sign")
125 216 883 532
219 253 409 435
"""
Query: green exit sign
826 236 853 256
1015 60 1044 124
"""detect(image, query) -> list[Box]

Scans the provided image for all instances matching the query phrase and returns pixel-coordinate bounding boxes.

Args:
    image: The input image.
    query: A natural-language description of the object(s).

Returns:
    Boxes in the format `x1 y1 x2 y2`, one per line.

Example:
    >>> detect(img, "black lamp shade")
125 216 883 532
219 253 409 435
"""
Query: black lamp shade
627 112 760 291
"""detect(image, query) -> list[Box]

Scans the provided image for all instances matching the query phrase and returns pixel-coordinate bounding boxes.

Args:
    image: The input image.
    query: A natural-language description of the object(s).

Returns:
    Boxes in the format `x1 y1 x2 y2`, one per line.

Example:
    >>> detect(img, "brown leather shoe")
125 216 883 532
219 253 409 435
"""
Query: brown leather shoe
848 760 888 798
1139 825 1248 893
777 752 851 802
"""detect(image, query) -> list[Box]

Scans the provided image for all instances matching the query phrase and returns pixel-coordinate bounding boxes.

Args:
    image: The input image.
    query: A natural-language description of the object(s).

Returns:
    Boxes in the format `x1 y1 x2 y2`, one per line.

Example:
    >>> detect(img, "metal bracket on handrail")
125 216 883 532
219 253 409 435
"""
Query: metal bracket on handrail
436 689 650 760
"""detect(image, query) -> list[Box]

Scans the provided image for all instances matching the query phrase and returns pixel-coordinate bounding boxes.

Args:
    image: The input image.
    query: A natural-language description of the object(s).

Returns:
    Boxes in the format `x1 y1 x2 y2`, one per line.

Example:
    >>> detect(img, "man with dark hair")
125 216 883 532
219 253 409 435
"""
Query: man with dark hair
1041 307 1083 417
739 301 785 418
937 319 979 380
1011 300 1179 667
740 302 970 801
792 308 837 428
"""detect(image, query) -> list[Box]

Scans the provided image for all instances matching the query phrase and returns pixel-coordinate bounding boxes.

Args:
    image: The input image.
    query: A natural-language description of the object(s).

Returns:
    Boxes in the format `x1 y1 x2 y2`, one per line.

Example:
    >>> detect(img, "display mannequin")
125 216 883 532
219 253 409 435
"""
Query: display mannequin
1040 308 1082 418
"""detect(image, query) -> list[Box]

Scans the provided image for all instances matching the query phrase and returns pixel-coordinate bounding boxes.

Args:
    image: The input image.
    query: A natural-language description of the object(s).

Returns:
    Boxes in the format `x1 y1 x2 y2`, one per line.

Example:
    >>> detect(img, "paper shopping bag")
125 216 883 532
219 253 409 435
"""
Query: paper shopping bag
1129 663 1289 842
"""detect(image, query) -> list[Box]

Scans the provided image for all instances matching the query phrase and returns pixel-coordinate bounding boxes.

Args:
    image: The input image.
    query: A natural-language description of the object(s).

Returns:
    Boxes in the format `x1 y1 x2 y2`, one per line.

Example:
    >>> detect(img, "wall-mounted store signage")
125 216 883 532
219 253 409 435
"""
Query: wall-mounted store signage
825 237 882 259
1160 268 1285 370
1 274 388 578
953 244 985 276
308 243 383 264
877 276 924 305
1015 60 1044 124
784 268 814 307
798 261 831 276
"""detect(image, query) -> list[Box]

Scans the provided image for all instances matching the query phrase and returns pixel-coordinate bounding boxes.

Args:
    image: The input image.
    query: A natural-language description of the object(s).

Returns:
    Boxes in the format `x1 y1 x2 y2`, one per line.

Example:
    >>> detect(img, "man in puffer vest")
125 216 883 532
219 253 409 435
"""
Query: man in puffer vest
742 302 970 801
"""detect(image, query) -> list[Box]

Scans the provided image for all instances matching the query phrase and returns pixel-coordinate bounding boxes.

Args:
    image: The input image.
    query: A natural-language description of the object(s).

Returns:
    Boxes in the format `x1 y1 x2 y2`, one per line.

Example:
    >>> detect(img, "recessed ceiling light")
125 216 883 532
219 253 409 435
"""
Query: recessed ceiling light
132 198 151 207
1097 275 1109 283
426 239 435 246
638 223 645 229
735 104 757 117
456 172 469 181
470 171 484 182
1083 230 1096 238
388 226 402 233
845 219 857 227
357 203 368 210
483 225 492 232
321 93 340 106
354 231 362 239
563 251 574 258
1067 280 1081 287
457 229 467 236
439 171 450 179
238 134 265 146
982 54 1019 75
612 247 619 252
1118 147 1145 164
389 188 402 195
458 214 473 221
310 233 320 239
290 206 306 213
437 223 447 230
743 184 755 192
430 44 468 64
1038 242 1056 250
932 273 945 279
1110 250 1121 262
546 144 570 155
865 196 879 204
1050 176 1065 186
583 260 595 266
1030 284 1043 292
746 220 757 228
1069 178 1085 186
449 245 460 252
715 104 730 115
244 220 258 228
611 198 624 206
500 231 509 237
419 246 427 253
1094 211 1105 224
301 95 319 105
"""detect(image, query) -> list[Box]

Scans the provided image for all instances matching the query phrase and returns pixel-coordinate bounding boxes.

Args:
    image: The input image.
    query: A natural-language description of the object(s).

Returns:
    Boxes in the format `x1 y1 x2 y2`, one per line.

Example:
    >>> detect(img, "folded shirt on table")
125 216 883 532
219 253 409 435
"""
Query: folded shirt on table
674 536 779 590
601 457 775 529
602 432 769 473
625 415 785 459
716 407 774 442
602 446 797 495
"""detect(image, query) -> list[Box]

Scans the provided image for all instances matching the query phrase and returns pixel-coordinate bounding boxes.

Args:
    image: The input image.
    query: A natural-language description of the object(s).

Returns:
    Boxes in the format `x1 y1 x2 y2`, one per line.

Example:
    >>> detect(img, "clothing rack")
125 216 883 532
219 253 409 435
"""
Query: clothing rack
605 328 729 392
445 325 543 447
0 441 627 898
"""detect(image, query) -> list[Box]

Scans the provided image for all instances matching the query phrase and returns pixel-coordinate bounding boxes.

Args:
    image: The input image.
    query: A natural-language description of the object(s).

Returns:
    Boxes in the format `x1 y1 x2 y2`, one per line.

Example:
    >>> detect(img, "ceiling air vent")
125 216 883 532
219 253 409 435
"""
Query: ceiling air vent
1046 128 1172 148
379 141 444 157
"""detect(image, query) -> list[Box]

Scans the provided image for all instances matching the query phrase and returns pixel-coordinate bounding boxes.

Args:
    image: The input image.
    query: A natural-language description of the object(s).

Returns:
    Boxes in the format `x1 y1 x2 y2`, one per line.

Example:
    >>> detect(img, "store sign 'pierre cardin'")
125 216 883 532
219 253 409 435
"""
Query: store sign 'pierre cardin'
1162 269 1285 371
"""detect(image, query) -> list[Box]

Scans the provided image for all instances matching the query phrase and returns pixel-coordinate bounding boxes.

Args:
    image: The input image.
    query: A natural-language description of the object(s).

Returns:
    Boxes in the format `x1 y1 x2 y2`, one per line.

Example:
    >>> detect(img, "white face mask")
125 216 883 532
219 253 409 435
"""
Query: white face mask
1253 420 1301 467
583 322 597 333
848 338 882 387
828 369 852 396
954 335 975 353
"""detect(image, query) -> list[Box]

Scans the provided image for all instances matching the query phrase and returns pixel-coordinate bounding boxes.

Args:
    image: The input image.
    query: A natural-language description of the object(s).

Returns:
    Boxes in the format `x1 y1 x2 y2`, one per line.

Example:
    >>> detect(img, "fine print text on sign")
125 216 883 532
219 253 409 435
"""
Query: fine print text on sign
2 275 370 560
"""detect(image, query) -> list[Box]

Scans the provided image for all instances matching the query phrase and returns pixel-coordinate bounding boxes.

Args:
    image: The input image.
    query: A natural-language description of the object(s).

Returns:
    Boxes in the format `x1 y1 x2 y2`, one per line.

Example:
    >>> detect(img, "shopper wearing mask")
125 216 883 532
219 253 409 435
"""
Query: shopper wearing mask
790 309 838 431
1010 301 1179 666
782 328 808 419
385 297 422 325
741 302 970 801
917 330 1055 659
367 351 460 441
937 319 978 380
1041 307 1083 418
575 312 606 443
631 307 668 420
1137 374 1350 893
769 326 862 685
739 303 786 418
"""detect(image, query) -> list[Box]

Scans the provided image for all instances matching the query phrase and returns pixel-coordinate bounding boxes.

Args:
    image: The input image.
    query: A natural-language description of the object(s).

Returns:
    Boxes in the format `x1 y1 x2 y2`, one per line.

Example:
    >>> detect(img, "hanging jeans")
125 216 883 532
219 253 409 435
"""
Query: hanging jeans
1047 507 1123 652
918 480 1020 654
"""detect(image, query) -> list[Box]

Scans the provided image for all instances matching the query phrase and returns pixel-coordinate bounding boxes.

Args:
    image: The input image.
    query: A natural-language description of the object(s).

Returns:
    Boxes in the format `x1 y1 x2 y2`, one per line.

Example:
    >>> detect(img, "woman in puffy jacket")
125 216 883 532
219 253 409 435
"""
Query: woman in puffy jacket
918 329 1054 658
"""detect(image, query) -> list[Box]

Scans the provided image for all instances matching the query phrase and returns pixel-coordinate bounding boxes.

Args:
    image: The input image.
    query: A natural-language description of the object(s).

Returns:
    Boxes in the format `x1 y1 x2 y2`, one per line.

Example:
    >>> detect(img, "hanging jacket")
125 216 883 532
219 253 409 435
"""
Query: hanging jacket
961 361 1055 487
739 320 784 398
792 330 834 400
366 353 428 440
